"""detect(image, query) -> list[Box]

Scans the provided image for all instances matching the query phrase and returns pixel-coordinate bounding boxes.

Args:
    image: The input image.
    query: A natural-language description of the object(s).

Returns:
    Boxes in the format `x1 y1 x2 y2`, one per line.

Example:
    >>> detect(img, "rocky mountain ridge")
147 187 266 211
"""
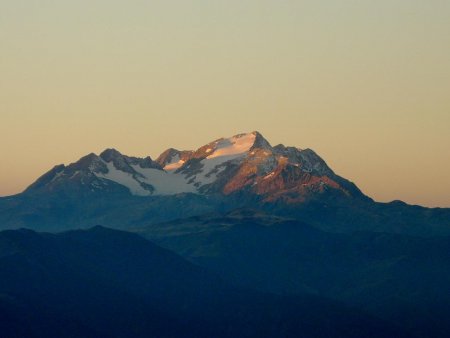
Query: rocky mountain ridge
24 131 366 203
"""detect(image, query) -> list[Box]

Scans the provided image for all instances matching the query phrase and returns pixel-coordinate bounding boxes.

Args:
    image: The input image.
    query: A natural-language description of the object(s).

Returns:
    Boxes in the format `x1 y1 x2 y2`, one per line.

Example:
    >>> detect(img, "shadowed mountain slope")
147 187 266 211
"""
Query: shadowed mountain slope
137 209 450 337
0 226 410 338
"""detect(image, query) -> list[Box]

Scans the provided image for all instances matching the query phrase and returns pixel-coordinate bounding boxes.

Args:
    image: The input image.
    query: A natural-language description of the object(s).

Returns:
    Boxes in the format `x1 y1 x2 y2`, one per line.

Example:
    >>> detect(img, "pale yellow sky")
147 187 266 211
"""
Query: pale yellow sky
0 1 449 207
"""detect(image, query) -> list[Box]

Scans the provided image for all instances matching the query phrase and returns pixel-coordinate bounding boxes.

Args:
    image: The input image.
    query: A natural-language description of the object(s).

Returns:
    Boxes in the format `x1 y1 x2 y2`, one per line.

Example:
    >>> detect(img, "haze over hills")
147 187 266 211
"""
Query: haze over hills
0 131 449 235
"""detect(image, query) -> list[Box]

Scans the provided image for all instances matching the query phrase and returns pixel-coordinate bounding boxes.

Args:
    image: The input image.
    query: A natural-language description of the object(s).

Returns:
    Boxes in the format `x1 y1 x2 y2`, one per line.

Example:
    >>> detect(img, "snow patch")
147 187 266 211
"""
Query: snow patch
193 156 231 185
96 162 151 196
132 165 197 195
50 171 64 183
164 160 185 171
207 133 256 159
163 154 186 171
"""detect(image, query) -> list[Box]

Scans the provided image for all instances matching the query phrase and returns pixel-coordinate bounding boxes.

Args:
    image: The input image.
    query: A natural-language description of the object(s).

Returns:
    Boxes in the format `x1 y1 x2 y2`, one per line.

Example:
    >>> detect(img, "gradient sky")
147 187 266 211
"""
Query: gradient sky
1 0 449 207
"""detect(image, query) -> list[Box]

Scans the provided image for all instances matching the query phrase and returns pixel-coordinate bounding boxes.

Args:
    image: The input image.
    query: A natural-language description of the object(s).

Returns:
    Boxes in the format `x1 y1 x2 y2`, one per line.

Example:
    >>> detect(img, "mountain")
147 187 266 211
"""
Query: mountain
0 131 449 235
22 131 365 200
0 226 409 338
137 209 450 338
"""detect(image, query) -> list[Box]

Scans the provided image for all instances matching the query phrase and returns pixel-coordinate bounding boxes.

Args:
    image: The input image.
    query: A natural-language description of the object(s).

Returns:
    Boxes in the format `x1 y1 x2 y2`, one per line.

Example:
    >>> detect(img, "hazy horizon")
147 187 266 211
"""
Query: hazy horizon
1 1 449 207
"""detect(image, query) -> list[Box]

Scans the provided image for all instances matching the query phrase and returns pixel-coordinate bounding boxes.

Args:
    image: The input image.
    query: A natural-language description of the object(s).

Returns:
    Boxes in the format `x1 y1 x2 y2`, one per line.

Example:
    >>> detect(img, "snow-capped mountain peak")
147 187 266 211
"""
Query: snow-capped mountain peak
206 132 257 159
25 131 366 202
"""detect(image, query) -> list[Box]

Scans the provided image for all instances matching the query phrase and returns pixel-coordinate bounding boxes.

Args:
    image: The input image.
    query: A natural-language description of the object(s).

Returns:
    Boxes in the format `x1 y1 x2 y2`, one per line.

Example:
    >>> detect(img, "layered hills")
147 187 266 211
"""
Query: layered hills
0 226 408 338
